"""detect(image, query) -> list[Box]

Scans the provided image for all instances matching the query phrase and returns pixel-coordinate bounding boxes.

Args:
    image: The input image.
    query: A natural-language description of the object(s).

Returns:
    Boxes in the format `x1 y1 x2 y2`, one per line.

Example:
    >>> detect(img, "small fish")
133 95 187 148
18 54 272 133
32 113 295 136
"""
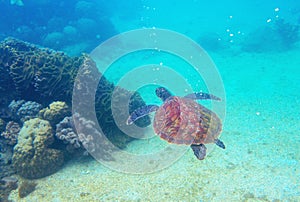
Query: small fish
10 0 24 6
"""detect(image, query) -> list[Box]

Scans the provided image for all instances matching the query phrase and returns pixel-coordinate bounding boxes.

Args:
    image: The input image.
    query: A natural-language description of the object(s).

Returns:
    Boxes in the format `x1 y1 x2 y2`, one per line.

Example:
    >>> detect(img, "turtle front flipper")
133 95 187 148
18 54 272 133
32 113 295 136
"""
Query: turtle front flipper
191 144 207 160
126 105 159 125
214 139 225 149
184 92 221 101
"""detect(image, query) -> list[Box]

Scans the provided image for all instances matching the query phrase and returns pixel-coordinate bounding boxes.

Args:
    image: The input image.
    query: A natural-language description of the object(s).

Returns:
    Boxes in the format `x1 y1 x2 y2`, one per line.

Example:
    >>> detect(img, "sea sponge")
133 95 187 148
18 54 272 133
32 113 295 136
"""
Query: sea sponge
39 101 70 126
12 118 64 179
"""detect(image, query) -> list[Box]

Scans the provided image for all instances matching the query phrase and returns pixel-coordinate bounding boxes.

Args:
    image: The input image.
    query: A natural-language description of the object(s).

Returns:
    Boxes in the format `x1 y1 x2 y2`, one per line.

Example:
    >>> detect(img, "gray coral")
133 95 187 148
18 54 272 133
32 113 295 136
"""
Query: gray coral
55 116 81 152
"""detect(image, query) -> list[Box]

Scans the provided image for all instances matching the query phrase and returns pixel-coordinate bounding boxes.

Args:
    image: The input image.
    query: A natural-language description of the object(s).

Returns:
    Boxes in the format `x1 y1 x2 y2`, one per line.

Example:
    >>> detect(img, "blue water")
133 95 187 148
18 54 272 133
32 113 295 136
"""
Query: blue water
0 0 299 201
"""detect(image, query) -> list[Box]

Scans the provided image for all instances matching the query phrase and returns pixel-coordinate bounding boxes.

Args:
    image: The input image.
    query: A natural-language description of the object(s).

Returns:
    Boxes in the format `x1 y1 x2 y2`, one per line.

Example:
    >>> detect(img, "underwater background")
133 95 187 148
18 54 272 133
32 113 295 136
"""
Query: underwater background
0 0 299 201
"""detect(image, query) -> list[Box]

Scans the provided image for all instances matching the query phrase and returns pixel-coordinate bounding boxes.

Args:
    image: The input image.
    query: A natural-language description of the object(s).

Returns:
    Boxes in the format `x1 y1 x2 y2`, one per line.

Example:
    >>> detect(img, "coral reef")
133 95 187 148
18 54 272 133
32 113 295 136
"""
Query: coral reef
18 180 37 198
12 118 64 179
1 38 151 161
275 18 300 49
241 18 300 52
39 101 70 126
1 121 20 146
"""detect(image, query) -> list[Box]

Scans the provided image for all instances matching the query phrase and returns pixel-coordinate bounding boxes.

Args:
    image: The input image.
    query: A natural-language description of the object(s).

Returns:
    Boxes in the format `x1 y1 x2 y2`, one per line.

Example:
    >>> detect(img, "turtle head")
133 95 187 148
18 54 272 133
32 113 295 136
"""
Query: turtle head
155 87 172 102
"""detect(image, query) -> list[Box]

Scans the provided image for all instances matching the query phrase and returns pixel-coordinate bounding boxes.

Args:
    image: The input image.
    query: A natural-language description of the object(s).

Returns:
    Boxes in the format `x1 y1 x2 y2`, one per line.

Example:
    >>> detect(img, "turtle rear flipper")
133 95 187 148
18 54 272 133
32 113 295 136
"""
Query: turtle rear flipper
126 105 159 125
191 144 207 160
214 139 225 149
184 92 221 101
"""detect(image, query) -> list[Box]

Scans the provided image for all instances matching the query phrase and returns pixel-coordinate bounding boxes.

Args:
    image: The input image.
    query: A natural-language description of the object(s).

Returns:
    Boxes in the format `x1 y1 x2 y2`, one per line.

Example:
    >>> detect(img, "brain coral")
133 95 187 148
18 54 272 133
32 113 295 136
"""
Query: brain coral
0 38 84 105
12 118 64 179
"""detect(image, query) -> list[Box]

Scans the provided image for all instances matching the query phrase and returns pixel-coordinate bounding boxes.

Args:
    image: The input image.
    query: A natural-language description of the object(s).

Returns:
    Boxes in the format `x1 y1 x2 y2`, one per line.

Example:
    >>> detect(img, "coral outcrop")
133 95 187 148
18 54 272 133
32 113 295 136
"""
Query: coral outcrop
39 101 70 126
8 100 42 122
12 118 64 179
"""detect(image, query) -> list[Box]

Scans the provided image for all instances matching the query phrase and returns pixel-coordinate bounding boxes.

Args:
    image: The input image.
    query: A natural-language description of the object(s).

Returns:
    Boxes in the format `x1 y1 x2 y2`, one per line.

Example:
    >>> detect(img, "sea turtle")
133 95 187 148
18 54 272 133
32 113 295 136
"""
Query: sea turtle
126 87 225 160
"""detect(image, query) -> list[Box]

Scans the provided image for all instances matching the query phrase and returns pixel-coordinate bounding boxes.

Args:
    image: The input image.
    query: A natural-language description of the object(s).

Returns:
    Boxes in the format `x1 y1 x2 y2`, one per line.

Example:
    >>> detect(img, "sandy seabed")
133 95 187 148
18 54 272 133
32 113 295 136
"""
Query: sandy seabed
9 50 300 202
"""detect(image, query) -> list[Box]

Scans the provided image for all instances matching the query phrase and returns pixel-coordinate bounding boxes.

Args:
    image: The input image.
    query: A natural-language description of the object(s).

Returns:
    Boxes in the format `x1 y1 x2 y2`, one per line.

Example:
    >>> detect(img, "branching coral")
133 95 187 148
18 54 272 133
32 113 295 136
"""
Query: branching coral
55 116 81 152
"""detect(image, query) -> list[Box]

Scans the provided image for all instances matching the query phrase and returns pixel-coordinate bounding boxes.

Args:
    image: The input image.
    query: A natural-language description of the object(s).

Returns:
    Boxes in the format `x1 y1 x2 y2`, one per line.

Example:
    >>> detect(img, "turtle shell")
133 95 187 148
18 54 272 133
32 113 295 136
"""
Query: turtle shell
153 96 222 145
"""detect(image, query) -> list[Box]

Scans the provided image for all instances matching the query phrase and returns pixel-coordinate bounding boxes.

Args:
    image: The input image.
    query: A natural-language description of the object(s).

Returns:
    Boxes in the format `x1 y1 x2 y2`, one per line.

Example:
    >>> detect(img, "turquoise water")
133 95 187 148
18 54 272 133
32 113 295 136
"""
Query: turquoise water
0 0 299 201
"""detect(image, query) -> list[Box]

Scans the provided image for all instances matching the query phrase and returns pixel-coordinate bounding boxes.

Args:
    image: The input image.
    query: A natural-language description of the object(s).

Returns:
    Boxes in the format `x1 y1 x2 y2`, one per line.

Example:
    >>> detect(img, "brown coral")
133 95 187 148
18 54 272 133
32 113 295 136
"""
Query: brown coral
12 118 64 179
39 101 71 126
